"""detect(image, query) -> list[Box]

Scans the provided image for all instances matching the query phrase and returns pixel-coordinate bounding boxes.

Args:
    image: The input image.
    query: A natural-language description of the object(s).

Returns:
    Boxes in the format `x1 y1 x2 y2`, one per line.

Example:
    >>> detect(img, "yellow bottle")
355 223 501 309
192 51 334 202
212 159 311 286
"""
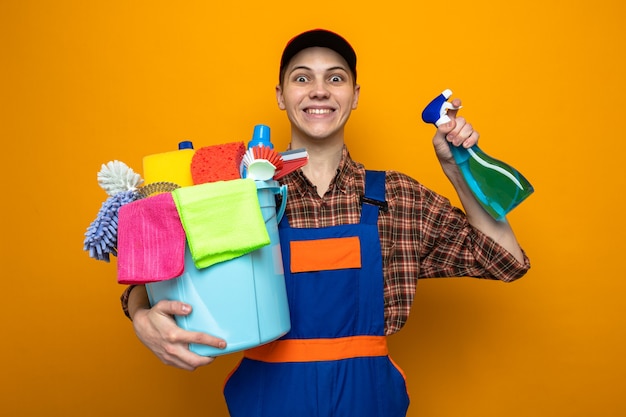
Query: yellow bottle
142 141 195 187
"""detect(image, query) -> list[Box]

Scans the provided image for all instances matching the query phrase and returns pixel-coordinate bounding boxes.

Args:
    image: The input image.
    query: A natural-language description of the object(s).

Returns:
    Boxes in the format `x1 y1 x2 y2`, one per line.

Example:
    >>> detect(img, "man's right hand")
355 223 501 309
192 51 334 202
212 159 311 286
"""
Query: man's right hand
129 286 227 371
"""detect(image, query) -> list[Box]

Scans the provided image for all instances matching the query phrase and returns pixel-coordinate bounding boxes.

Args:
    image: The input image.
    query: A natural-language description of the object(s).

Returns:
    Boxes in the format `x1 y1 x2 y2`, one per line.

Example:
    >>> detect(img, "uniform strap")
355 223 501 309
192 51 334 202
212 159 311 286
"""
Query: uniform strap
360 170 387 225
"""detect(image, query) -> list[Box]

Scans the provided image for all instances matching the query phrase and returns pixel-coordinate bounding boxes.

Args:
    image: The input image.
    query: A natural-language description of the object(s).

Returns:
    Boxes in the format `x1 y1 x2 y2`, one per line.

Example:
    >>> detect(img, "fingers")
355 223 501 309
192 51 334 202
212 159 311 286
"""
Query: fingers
435 98 463 136
133 300 227 371
439 98 479 148
153 299 193 316
185 330 227 351
446 98 462 119
437 117 479 150
151 300 227 348
159 330 227 371
445 117 479 148
160 340 219 371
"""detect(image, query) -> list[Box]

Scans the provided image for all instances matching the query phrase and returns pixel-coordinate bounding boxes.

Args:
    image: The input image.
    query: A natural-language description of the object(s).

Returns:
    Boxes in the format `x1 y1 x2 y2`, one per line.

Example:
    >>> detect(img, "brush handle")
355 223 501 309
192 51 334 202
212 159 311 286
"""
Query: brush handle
276 185 288 223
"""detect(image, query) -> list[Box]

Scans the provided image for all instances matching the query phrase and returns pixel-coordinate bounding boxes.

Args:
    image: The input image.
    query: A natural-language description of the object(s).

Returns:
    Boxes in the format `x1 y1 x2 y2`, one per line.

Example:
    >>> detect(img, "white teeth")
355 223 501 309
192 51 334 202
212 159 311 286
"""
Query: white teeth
306 108 332 114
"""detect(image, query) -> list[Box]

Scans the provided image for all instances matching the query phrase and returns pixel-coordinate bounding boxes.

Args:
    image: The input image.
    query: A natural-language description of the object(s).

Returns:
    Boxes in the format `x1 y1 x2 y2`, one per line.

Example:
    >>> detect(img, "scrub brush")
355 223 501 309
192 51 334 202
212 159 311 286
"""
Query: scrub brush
273 148 309 179
242 145 284 180
98 160 143 195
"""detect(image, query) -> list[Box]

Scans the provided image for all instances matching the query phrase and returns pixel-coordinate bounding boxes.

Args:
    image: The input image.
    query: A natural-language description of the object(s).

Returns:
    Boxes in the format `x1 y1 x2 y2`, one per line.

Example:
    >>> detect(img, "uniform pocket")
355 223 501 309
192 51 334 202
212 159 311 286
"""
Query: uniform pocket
290 236 362 273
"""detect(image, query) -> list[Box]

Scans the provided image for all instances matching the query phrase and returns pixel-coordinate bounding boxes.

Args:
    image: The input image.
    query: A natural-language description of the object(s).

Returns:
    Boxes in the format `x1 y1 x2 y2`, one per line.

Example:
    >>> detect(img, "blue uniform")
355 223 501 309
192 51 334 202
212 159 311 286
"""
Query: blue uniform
224 171 410 417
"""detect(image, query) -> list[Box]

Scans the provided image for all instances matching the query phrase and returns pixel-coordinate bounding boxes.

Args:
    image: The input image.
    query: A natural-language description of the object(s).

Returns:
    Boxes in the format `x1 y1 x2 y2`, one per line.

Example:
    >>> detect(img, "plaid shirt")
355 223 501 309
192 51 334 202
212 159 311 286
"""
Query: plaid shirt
279 146 530 335
121 146 530 335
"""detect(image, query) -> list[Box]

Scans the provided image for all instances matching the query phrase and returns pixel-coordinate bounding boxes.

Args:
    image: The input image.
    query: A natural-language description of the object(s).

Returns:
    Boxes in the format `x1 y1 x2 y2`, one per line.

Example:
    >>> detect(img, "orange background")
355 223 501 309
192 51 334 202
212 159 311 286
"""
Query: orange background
2 1 625 416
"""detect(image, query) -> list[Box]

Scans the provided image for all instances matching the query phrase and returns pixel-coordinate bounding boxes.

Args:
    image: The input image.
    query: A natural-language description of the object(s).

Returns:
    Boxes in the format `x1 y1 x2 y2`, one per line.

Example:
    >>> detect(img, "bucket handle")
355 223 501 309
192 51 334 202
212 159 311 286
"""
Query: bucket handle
274 184 288 223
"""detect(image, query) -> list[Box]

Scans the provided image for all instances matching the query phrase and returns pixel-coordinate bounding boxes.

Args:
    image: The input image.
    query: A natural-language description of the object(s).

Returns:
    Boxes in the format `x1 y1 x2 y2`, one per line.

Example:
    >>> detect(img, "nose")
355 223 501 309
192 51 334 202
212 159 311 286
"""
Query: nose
309 78 330 99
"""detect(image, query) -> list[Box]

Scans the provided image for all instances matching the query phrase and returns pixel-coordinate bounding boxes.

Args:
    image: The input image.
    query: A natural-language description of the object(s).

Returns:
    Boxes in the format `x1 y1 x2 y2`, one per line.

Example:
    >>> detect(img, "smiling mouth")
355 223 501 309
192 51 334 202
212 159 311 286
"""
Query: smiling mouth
305 108 333 115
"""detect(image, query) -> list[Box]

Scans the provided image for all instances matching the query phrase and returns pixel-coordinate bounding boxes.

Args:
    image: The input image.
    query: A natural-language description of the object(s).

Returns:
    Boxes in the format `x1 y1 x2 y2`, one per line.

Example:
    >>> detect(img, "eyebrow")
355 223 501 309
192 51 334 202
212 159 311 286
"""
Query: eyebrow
288 65 349 75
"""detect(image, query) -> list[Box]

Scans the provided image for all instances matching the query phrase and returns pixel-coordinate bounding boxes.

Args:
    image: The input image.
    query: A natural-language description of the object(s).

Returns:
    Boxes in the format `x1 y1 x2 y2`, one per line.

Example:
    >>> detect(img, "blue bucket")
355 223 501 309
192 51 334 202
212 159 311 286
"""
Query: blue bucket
145 180 290 356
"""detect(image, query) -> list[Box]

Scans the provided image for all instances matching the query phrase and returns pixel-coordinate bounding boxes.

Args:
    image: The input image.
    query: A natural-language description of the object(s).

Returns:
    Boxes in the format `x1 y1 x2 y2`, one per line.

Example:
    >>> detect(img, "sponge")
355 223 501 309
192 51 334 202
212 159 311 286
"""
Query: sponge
191 142 246 184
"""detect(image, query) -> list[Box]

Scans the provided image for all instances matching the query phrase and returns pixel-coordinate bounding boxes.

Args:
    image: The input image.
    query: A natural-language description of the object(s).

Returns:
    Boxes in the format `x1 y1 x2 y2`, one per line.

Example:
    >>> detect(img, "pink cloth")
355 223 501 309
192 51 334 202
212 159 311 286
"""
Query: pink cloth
117 192 186 284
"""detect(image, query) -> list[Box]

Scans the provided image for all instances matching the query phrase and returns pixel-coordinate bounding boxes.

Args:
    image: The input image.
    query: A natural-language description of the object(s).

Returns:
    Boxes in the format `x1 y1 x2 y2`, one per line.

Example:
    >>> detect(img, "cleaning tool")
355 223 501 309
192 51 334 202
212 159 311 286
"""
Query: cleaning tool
422 89 534 220
83 160 143 261
146 179 290 356
240 124 308 180
83 190 137 261
274 148 309 179
242 146 284 181
241 124 281 180
85 129 291 354
98 160 143 196
191 142 246 184
143 131 291 356
143 141 195 187
135 181 180 198
84 160 187 261
116 192 186 284
171 178 270 269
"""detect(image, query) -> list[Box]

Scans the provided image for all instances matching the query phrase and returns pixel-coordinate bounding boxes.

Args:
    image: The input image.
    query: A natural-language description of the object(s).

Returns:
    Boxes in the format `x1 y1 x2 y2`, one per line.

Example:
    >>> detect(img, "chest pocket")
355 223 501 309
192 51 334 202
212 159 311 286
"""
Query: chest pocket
290 236 361 273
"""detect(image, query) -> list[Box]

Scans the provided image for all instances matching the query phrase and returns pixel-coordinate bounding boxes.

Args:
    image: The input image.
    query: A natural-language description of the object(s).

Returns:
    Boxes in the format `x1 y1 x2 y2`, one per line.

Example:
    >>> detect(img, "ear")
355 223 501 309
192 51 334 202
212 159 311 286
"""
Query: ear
351 84 361 109
276 85 286 110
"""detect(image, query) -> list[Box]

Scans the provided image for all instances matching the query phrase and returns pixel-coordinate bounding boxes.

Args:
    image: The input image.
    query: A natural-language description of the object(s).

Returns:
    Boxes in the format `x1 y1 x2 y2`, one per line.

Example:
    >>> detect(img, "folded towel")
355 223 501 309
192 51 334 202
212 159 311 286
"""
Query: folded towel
172 179 270 269
117 192 186 284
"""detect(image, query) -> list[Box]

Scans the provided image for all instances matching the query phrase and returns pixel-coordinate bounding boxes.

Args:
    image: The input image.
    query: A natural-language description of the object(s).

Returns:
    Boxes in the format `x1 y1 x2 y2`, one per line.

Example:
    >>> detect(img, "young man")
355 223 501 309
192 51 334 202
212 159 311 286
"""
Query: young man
122 29 530 416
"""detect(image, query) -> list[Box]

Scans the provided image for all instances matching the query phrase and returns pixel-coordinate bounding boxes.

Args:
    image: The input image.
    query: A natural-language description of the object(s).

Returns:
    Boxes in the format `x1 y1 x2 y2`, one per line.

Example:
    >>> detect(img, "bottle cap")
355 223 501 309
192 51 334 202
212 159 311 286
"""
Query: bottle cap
178 141 194 150
248 124 273 149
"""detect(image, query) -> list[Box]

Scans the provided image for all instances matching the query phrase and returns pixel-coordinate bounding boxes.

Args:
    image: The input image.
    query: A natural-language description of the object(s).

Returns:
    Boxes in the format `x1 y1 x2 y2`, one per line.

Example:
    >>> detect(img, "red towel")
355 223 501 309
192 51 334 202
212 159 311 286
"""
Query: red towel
116 193 186 284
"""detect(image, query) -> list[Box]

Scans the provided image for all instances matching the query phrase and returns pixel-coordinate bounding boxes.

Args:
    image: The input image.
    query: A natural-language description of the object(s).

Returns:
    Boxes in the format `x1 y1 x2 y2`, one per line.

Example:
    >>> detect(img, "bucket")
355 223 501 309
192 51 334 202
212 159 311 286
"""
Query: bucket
145 180 290 356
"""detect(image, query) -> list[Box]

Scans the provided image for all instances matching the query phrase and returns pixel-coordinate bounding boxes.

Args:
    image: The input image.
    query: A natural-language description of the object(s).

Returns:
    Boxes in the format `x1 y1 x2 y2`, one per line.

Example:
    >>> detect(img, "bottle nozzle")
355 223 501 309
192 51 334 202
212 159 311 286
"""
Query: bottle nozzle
421 89 461 127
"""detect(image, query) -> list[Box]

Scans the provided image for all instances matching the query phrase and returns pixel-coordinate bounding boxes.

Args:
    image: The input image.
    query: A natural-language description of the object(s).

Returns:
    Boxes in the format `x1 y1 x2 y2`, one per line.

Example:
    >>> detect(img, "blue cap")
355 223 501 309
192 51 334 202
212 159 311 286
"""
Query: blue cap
178 140 194 150
248 124 273 149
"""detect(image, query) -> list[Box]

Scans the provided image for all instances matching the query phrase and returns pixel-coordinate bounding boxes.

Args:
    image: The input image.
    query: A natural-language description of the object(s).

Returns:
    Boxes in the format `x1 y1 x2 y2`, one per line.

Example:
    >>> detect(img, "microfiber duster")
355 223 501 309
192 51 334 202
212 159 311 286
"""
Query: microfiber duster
191 142 246 184
84 160 143 261
84 189 138 261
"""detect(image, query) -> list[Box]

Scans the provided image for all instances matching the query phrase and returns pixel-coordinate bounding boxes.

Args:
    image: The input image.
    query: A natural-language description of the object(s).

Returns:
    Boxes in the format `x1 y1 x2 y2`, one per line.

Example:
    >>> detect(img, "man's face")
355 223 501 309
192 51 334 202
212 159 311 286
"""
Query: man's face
276 47 360 143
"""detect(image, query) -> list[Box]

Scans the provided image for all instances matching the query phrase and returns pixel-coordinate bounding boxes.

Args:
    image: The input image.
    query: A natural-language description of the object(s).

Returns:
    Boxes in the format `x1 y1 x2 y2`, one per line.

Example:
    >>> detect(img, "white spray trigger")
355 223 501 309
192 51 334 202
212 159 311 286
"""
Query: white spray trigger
436 102 463 127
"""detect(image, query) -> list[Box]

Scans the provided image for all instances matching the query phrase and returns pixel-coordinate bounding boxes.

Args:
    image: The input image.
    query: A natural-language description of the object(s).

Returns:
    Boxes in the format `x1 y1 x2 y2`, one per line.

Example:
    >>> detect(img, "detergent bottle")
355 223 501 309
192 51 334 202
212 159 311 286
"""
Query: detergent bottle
248 124 273 149
142 140 195 187
422 89 534 220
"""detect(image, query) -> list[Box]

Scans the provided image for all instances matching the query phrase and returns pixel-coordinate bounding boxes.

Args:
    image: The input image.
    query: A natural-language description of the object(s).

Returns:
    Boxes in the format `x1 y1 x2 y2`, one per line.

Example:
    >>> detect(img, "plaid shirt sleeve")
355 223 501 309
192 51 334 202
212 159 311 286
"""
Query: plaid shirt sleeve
380 170 530 334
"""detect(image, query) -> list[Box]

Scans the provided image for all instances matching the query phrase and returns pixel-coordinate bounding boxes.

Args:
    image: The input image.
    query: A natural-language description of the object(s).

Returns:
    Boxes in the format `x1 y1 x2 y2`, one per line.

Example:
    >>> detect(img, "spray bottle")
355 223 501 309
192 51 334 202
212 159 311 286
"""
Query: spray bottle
422 89 534 220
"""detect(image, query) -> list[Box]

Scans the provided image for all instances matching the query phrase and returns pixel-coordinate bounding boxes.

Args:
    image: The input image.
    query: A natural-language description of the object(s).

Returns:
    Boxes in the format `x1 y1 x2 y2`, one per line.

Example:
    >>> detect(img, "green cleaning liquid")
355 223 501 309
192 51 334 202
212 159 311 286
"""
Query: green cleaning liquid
422 89 534 220
451 145 534 220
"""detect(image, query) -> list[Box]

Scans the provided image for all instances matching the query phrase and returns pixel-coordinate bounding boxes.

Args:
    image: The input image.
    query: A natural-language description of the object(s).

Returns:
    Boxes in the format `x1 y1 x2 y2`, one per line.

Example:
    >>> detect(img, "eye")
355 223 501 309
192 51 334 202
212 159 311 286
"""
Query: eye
329 74 344 82
294 75 308 83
